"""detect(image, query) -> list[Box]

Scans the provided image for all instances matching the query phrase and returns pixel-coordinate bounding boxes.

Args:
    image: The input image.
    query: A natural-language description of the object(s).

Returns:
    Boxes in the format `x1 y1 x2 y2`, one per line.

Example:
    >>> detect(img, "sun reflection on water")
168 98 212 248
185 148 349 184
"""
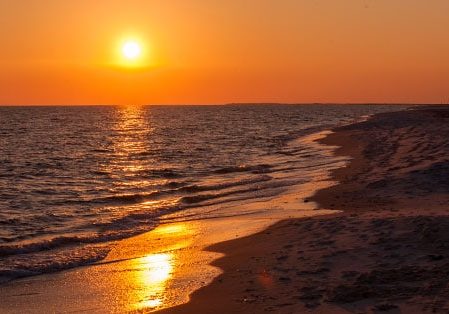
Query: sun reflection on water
102 105 154 180
134 253 173 310
111 222 195 312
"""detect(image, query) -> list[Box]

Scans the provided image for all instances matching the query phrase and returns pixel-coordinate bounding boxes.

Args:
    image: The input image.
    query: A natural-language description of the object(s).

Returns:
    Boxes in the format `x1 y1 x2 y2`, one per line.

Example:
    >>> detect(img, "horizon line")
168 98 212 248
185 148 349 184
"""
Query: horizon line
0 102 448 107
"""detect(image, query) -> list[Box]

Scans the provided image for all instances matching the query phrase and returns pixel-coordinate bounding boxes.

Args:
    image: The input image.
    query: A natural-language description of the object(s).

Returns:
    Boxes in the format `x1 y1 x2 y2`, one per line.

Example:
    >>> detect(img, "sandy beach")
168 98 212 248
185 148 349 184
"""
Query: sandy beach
158 106 449 313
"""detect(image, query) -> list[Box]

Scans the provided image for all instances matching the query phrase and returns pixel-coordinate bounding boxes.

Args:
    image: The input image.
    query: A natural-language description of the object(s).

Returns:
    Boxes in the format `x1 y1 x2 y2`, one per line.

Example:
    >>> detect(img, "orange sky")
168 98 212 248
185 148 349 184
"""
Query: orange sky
1 0 449 105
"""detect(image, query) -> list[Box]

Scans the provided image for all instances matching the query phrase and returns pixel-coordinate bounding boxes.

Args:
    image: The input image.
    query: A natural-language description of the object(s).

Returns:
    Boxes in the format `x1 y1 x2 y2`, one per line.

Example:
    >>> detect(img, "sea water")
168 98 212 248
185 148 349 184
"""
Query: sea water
0 104 403 282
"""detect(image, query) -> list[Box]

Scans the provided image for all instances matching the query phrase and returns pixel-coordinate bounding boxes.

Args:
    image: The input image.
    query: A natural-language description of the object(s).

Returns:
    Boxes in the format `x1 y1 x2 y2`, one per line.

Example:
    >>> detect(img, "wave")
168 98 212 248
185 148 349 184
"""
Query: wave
145 168 183 179
0 246 110 284
0 177 304 257
0 176 301 260
178 175 272 193
166 181 188 188
92 191 163 205
84 175 274 206
213 164 272 174
0 229 144 258
180 178 302 205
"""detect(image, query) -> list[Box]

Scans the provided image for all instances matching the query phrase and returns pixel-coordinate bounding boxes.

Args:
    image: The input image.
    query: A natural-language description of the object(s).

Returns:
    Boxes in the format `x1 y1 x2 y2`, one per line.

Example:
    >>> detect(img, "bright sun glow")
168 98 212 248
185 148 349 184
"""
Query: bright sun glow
122 41 141 60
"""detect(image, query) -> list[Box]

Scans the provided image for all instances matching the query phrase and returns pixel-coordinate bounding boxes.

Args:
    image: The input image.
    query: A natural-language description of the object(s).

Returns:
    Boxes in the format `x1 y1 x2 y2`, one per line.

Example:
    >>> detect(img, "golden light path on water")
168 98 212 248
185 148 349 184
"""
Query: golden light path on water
110 105 151 174
105 106 183 310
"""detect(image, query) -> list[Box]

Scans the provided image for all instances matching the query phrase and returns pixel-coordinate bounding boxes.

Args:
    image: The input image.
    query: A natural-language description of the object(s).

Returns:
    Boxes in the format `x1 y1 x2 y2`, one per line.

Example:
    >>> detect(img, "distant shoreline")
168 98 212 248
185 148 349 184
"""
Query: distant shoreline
0 103 444 107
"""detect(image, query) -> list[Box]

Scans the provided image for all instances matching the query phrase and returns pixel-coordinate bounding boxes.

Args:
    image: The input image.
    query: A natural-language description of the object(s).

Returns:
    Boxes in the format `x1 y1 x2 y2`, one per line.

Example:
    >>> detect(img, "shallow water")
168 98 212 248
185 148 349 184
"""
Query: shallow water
0 104 403 281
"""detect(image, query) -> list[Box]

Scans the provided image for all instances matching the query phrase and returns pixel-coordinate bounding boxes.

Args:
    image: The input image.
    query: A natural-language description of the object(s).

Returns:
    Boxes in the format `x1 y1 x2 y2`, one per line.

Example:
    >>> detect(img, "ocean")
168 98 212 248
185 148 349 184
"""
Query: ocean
0 104 403 282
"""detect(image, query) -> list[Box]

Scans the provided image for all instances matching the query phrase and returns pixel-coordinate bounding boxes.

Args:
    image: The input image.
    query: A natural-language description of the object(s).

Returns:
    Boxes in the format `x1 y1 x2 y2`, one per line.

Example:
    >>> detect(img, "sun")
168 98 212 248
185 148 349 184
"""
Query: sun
115 36 152 68
122 41 141 60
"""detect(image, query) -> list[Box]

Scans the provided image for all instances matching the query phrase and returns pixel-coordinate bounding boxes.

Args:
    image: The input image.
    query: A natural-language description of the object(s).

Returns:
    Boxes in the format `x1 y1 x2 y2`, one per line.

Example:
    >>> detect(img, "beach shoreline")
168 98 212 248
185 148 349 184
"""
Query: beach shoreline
158 106 449 313
0 128 345 313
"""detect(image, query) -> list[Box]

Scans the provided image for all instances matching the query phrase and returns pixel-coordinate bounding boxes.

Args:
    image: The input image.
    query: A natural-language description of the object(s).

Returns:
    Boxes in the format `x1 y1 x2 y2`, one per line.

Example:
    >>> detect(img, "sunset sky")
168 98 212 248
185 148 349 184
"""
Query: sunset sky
1 0 448 105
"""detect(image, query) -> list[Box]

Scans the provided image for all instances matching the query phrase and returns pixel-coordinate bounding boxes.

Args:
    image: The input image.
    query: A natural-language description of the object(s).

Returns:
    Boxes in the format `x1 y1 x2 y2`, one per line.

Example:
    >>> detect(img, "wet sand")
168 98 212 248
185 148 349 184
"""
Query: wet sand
159 107 449 313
